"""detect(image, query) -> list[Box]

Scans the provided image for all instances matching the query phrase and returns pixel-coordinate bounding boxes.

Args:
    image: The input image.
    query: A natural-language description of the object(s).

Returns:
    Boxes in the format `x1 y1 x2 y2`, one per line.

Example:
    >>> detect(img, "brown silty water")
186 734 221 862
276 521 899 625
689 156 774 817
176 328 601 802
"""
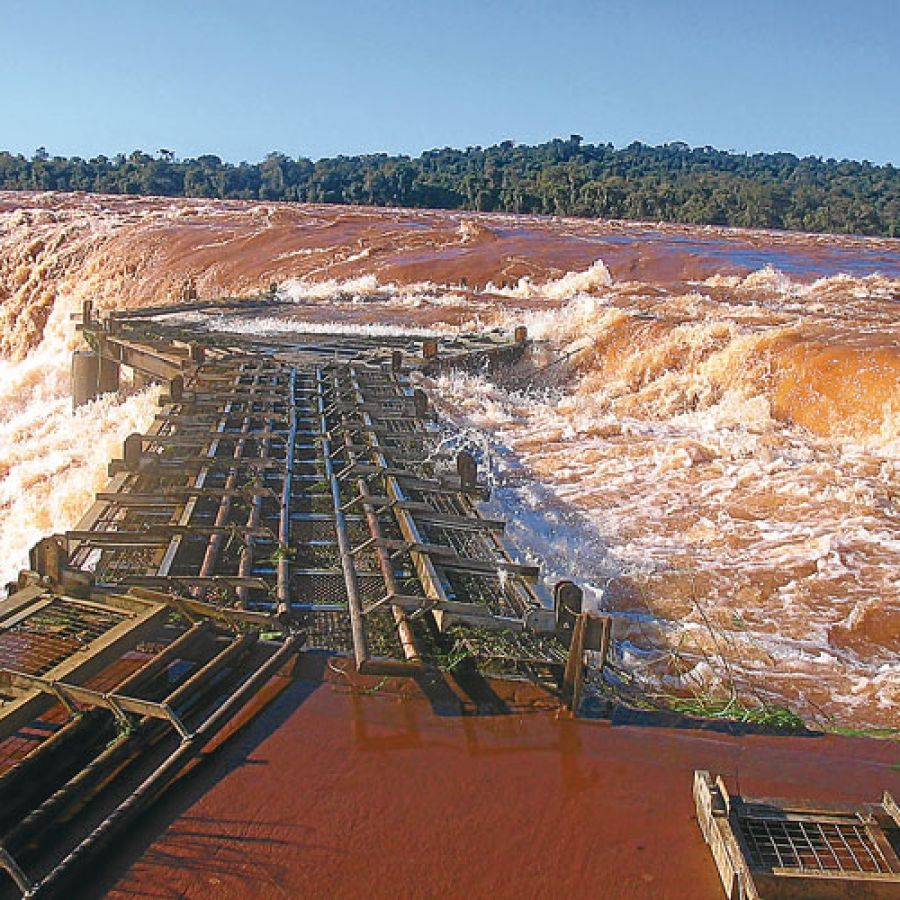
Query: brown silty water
0 190 897 728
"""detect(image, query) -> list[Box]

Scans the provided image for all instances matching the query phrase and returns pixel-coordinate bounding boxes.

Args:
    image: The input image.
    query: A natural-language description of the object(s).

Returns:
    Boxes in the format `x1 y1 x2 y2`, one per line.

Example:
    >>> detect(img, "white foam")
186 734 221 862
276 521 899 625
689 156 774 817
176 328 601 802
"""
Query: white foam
486 259 614 301
0 301 161 586
185 313 450 339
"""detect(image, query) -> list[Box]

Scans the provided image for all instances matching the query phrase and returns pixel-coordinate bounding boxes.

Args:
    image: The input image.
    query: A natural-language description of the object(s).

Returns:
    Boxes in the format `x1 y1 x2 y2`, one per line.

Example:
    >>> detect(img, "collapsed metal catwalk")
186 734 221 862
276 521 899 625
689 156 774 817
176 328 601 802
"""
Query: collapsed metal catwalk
0 300 608 897
64 302 594 673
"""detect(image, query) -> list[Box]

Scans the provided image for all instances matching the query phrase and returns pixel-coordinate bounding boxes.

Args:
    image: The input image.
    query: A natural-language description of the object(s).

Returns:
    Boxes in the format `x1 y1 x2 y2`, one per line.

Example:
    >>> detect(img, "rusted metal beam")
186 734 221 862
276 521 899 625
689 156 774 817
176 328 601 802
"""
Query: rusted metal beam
317 368 370 671
275 368 298 616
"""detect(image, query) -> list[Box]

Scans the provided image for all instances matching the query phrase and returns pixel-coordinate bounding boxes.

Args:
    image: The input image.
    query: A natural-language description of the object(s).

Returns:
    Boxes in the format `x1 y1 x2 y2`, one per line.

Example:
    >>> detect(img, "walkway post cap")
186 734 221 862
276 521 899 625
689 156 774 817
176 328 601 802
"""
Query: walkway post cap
29 536 64 583
554 580 583 640
413 388 429 418
456 450 478 487
169 374 184 402
124 433 144 471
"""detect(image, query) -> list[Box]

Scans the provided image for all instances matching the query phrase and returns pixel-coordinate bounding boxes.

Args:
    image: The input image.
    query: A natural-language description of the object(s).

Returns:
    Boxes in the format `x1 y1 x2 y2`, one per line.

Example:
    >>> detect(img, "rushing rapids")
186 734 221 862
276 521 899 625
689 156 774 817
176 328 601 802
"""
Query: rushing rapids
0 191 897 728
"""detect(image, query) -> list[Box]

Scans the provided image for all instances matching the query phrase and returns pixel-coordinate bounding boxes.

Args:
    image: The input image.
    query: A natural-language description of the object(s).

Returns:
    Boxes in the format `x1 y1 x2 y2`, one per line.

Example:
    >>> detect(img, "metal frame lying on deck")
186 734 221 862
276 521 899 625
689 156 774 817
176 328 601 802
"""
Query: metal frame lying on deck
694 771 900 899
0 575 301 897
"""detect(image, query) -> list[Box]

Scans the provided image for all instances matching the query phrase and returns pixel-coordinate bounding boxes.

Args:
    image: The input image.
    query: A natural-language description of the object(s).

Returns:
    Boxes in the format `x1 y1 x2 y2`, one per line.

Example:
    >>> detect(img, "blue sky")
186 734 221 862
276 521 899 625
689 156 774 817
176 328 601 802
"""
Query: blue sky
2 0 898 164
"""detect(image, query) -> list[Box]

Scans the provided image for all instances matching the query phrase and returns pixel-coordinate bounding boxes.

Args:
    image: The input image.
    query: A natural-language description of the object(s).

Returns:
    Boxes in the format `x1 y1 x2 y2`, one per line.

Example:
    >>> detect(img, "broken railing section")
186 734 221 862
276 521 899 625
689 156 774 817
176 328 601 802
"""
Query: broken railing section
0 580 300 897
71 296 530 408
72 300 200 408
556 582 611 713
694 771 900 899
297 359 611 689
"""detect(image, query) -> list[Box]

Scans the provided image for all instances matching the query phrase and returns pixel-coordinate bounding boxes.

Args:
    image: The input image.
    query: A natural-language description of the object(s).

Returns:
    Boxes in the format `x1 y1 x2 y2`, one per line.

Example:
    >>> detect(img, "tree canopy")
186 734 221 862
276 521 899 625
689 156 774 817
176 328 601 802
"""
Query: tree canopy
1 138 898 237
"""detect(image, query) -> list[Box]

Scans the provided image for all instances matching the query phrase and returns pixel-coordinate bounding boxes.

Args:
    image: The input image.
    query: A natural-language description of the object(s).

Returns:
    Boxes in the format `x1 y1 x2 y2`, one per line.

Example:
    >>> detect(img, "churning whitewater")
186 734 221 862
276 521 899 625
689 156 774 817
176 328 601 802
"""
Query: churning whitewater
0 192 897 729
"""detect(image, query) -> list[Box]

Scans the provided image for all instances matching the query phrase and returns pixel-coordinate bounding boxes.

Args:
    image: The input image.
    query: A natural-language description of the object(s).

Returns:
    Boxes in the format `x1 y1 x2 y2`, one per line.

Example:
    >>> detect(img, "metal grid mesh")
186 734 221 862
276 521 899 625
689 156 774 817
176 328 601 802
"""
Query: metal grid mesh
350 548 382 574
377 419 419 435
443 571 520 618
358 575 390 601
291 519 338 542
302 611 353 652
450 626 568 667
408 489 470 517
421 522 495 559
739 813 897 875
0 600 127 676
294 542 339 568
91 547 160 583
365 610 405 660
356 385 401 399
293 494 337 515
293 573 348 606
378 399 411 413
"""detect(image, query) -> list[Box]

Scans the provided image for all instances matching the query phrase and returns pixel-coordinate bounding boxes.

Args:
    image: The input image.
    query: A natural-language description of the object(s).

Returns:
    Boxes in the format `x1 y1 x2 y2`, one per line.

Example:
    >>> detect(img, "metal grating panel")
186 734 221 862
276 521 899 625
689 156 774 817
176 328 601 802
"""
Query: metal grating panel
303 611 353 652
694 772 900 899
0 600 127 677
739 813 897 876
293 573 348 606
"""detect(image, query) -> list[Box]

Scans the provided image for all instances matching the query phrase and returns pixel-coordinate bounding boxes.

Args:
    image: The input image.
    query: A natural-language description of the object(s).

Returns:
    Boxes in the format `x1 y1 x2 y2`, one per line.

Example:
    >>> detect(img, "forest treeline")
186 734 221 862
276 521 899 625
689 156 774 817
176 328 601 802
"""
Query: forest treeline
2 137 899 237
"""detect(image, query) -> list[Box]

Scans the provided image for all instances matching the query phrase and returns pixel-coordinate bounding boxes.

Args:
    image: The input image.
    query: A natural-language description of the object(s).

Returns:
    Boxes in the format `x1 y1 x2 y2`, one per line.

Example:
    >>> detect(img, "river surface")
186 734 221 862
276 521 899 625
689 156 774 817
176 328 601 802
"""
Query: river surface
0 191 896 728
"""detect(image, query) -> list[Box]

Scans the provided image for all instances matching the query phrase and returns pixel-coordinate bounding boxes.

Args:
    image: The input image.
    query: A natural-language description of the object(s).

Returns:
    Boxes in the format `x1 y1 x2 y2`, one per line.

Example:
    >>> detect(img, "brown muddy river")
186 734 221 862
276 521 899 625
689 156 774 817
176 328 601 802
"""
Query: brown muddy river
0 191 897 727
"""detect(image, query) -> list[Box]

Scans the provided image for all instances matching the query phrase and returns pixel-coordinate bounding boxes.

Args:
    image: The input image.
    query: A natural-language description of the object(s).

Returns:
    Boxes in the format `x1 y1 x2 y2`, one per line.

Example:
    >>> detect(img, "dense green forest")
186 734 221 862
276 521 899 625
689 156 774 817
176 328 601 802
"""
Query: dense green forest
2 137 898 237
